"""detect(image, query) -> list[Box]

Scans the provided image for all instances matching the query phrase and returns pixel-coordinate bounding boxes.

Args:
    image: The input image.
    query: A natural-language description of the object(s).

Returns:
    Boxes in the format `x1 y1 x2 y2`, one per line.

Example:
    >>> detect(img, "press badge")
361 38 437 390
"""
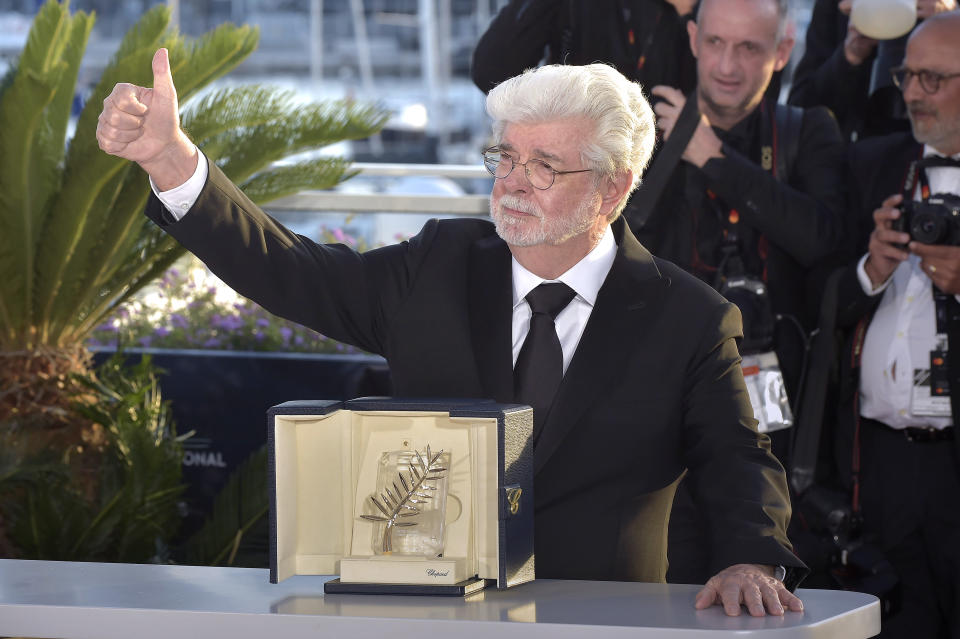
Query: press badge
913 285 953 417
911 340 951 417
742 351 793 432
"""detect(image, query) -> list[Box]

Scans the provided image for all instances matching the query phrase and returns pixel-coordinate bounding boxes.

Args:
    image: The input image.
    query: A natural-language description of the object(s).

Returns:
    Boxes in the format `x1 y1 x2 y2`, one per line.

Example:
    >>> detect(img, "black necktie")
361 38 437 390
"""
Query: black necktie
514 282 577 442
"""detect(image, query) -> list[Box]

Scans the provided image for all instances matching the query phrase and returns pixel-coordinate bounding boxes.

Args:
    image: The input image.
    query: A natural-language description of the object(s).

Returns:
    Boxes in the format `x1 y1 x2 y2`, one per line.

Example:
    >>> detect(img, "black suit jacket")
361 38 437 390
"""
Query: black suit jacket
146 159 805 586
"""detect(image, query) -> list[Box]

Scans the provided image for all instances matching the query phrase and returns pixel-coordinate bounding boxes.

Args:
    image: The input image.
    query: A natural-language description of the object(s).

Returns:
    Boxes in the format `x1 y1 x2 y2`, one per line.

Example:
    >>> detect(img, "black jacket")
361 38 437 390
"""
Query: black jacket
633 102 846 395
787 0 910 140
471 0 697 95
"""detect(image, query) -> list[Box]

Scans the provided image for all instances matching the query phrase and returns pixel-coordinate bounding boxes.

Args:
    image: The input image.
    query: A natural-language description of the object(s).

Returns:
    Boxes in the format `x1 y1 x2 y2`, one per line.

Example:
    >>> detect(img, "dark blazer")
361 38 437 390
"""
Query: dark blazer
146 159 805 586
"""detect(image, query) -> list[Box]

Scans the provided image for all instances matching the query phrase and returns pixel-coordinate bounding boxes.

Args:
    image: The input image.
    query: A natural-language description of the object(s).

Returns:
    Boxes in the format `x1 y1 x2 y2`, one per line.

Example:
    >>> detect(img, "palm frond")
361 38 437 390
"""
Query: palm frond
36 13 258 345
0 1 88 347
33 5 170 345
47 10 93 167
65 233 184 343
166 22 259 104
239 158 358 203
182 86 388 184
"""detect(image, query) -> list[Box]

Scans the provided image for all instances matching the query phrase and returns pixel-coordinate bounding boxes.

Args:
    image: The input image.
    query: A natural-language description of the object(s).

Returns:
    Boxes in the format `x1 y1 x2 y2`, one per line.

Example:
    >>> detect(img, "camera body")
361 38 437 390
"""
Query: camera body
894 193 960 245
717 275 775 354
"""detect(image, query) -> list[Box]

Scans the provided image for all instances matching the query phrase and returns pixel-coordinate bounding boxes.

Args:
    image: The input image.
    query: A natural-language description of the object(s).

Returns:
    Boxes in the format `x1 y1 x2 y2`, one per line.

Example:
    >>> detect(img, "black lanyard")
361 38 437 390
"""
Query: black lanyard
907 156 953 329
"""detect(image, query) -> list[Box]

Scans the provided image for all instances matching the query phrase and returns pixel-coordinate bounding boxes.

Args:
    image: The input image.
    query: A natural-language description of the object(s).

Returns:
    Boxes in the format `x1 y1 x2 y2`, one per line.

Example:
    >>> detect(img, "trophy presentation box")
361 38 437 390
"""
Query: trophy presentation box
267 398 535 596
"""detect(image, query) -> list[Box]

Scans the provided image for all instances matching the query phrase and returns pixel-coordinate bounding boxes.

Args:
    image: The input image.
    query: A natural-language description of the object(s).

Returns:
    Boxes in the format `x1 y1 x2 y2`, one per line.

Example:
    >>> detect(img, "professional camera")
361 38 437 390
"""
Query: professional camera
718 275 776 354
714 240 776 355
894 193 960 245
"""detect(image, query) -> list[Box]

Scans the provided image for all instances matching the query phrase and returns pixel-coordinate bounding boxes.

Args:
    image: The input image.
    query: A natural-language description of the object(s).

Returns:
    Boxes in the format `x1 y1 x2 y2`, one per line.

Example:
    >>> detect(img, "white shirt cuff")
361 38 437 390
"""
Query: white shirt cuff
856 253 892 297
149 148 208 221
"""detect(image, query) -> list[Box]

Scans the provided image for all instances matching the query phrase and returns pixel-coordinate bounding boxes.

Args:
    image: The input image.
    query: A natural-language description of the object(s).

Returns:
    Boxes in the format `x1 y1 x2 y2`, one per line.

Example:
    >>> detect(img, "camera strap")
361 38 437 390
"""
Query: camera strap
627 90 701 230
790 268 844 496
902 151 954 203
915 160 933 202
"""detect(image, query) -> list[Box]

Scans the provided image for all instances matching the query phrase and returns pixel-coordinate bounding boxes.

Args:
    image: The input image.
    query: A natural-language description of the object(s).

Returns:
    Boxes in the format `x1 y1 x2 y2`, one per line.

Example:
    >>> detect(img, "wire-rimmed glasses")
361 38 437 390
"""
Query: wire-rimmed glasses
482 146 592 190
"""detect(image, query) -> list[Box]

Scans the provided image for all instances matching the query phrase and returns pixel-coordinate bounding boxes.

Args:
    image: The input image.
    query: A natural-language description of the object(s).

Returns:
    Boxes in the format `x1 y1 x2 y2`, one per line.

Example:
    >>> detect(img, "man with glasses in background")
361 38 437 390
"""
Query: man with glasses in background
97 58 807 615
831 11 960 638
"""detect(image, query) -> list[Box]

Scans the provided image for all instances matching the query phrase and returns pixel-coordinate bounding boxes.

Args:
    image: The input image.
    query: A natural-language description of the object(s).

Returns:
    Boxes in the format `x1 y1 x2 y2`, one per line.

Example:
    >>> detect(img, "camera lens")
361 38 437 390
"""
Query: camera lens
911 212 948 244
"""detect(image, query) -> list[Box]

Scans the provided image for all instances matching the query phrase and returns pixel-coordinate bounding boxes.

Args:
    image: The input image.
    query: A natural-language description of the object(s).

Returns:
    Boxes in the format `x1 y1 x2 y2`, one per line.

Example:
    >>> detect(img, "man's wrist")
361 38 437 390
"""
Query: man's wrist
140 131 199 191
863 255 890 290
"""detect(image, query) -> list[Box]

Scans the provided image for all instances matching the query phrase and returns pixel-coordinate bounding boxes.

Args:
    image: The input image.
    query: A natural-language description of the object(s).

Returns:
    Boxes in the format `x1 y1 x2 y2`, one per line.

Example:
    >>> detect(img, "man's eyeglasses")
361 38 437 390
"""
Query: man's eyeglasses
890 65 960 95
482 147 592 190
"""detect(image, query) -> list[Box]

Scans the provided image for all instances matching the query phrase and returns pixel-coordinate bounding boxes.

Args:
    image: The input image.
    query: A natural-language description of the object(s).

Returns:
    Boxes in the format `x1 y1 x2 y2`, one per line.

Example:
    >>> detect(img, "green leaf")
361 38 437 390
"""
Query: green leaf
239 158 358 203
182 86 388 185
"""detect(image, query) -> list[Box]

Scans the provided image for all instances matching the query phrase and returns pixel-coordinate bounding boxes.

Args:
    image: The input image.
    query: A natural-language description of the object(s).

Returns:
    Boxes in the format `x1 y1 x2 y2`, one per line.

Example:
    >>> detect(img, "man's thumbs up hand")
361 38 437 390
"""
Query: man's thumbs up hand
97 48 198 190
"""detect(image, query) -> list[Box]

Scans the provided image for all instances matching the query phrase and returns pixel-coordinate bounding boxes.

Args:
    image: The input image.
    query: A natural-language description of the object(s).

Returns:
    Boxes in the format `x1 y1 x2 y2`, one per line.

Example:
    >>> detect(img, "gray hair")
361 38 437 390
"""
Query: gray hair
485 63 656 220
696 0 791 43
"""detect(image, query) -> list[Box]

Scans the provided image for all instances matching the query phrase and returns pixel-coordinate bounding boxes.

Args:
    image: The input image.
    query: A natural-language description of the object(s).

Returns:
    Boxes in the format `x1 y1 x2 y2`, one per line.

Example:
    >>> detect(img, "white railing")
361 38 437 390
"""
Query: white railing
266 162 492 216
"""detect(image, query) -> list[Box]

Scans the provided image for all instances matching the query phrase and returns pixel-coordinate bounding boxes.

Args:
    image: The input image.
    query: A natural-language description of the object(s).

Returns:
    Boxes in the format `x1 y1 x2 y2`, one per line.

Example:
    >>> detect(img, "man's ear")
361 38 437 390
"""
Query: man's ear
773 35 795 72
600 171 634 218
687 19 700 58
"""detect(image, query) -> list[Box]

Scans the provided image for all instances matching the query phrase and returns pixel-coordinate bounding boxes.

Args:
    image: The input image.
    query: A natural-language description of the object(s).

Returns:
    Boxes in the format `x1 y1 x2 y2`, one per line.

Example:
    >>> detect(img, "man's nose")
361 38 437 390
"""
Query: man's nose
901 73 925 102
717 45 738 74
502 162 531 190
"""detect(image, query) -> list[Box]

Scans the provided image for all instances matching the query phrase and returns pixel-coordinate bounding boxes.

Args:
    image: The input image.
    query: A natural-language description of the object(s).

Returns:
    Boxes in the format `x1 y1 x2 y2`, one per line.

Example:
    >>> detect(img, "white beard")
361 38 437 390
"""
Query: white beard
490 193 599 247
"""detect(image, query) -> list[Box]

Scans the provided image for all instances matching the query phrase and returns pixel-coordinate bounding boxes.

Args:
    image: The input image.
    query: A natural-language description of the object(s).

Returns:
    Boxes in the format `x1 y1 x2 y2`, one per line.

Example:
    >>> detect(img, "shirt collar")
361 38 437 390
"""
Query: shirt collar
923 145 960 161
511 224 616 309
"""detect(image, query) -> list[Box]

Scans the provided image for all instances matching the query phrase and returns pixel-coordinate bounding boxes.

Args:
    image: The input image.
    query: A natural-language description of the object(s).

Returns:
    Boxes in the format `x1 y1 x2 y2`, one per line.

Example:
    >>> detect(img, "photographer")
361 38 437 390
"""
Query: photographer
471 0 699 96
628 0 846 583
634 0 845 433
788 0 956 141
830 11 960 638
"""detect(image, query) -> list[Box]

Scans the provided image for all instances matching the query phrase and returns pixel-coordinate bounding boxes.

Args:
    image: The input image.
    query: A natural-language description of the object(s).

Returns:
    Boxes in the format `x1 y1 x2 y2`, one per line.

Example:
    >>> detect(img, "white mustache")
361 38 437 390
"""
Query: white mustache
496 195 543 218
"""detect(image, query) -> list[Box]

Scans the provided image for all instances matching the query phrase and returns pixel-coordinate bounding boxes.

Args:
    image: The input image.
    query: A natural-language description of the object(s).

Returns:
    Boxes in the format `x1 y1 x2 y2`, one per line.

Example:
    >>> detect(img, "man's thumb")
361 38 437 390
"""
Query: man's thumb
151 48 177 101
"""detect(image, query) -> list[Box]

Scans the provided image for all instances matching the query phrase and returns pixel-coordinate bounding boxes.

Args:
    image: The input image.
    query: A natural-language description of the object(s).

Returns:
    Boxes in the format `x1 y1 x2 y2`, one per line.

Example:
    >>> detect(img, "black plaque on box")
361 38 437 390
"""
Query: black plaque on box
322 576 492 596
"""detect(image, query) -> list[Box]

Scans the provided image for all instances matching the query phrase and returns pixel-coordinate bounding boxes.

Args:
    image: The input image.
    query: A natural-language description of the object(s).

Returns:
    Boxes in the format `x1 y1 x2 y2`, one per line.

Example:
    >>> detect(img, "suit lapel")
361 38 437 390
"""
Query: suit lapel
534 221 668 473
468 235 515 403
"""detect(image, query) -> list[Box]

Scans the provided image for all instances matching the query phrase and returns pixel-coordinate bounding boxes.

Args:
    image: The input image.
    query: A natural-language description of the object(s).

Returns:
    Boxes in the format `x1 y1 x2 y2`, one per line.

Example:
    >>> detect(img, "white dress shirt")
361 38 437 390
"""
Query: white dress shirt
510 226 616 373
856 146 960 429
156 148 617 376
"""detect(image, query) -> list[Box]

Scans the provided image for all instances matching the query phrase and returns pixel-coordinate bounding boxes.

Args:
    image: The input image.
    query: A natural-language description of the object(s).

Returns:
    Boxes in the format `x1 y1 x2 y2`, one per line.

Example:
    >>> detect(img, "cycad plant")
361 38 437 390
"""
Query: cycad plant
0 0 387 559
0 0 386 428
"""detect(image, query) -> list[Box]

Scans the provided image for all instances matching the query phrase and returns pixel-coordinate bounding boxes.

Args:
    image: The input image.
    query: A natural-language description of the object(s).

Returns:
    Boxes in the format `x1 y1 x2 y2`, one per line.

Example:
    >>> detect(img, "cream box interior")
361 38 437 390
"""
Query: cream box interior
268 399 534 590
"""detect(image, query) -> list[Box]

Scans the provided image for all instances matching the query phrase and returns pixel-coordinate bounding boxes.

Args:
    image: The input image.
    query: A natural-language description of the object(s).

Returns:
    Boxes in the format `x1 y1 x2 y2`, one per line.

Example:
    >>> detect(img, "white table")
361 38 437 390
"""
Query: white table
0 560 880 638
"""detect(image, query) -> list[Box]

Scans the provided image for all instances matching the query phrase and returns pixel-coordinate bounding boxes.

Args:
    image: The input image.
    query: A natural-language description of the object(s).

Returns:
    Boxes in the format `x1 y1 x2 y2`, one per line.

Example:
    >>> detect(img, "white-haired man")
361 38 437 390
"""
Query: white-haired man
98 55 805 616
